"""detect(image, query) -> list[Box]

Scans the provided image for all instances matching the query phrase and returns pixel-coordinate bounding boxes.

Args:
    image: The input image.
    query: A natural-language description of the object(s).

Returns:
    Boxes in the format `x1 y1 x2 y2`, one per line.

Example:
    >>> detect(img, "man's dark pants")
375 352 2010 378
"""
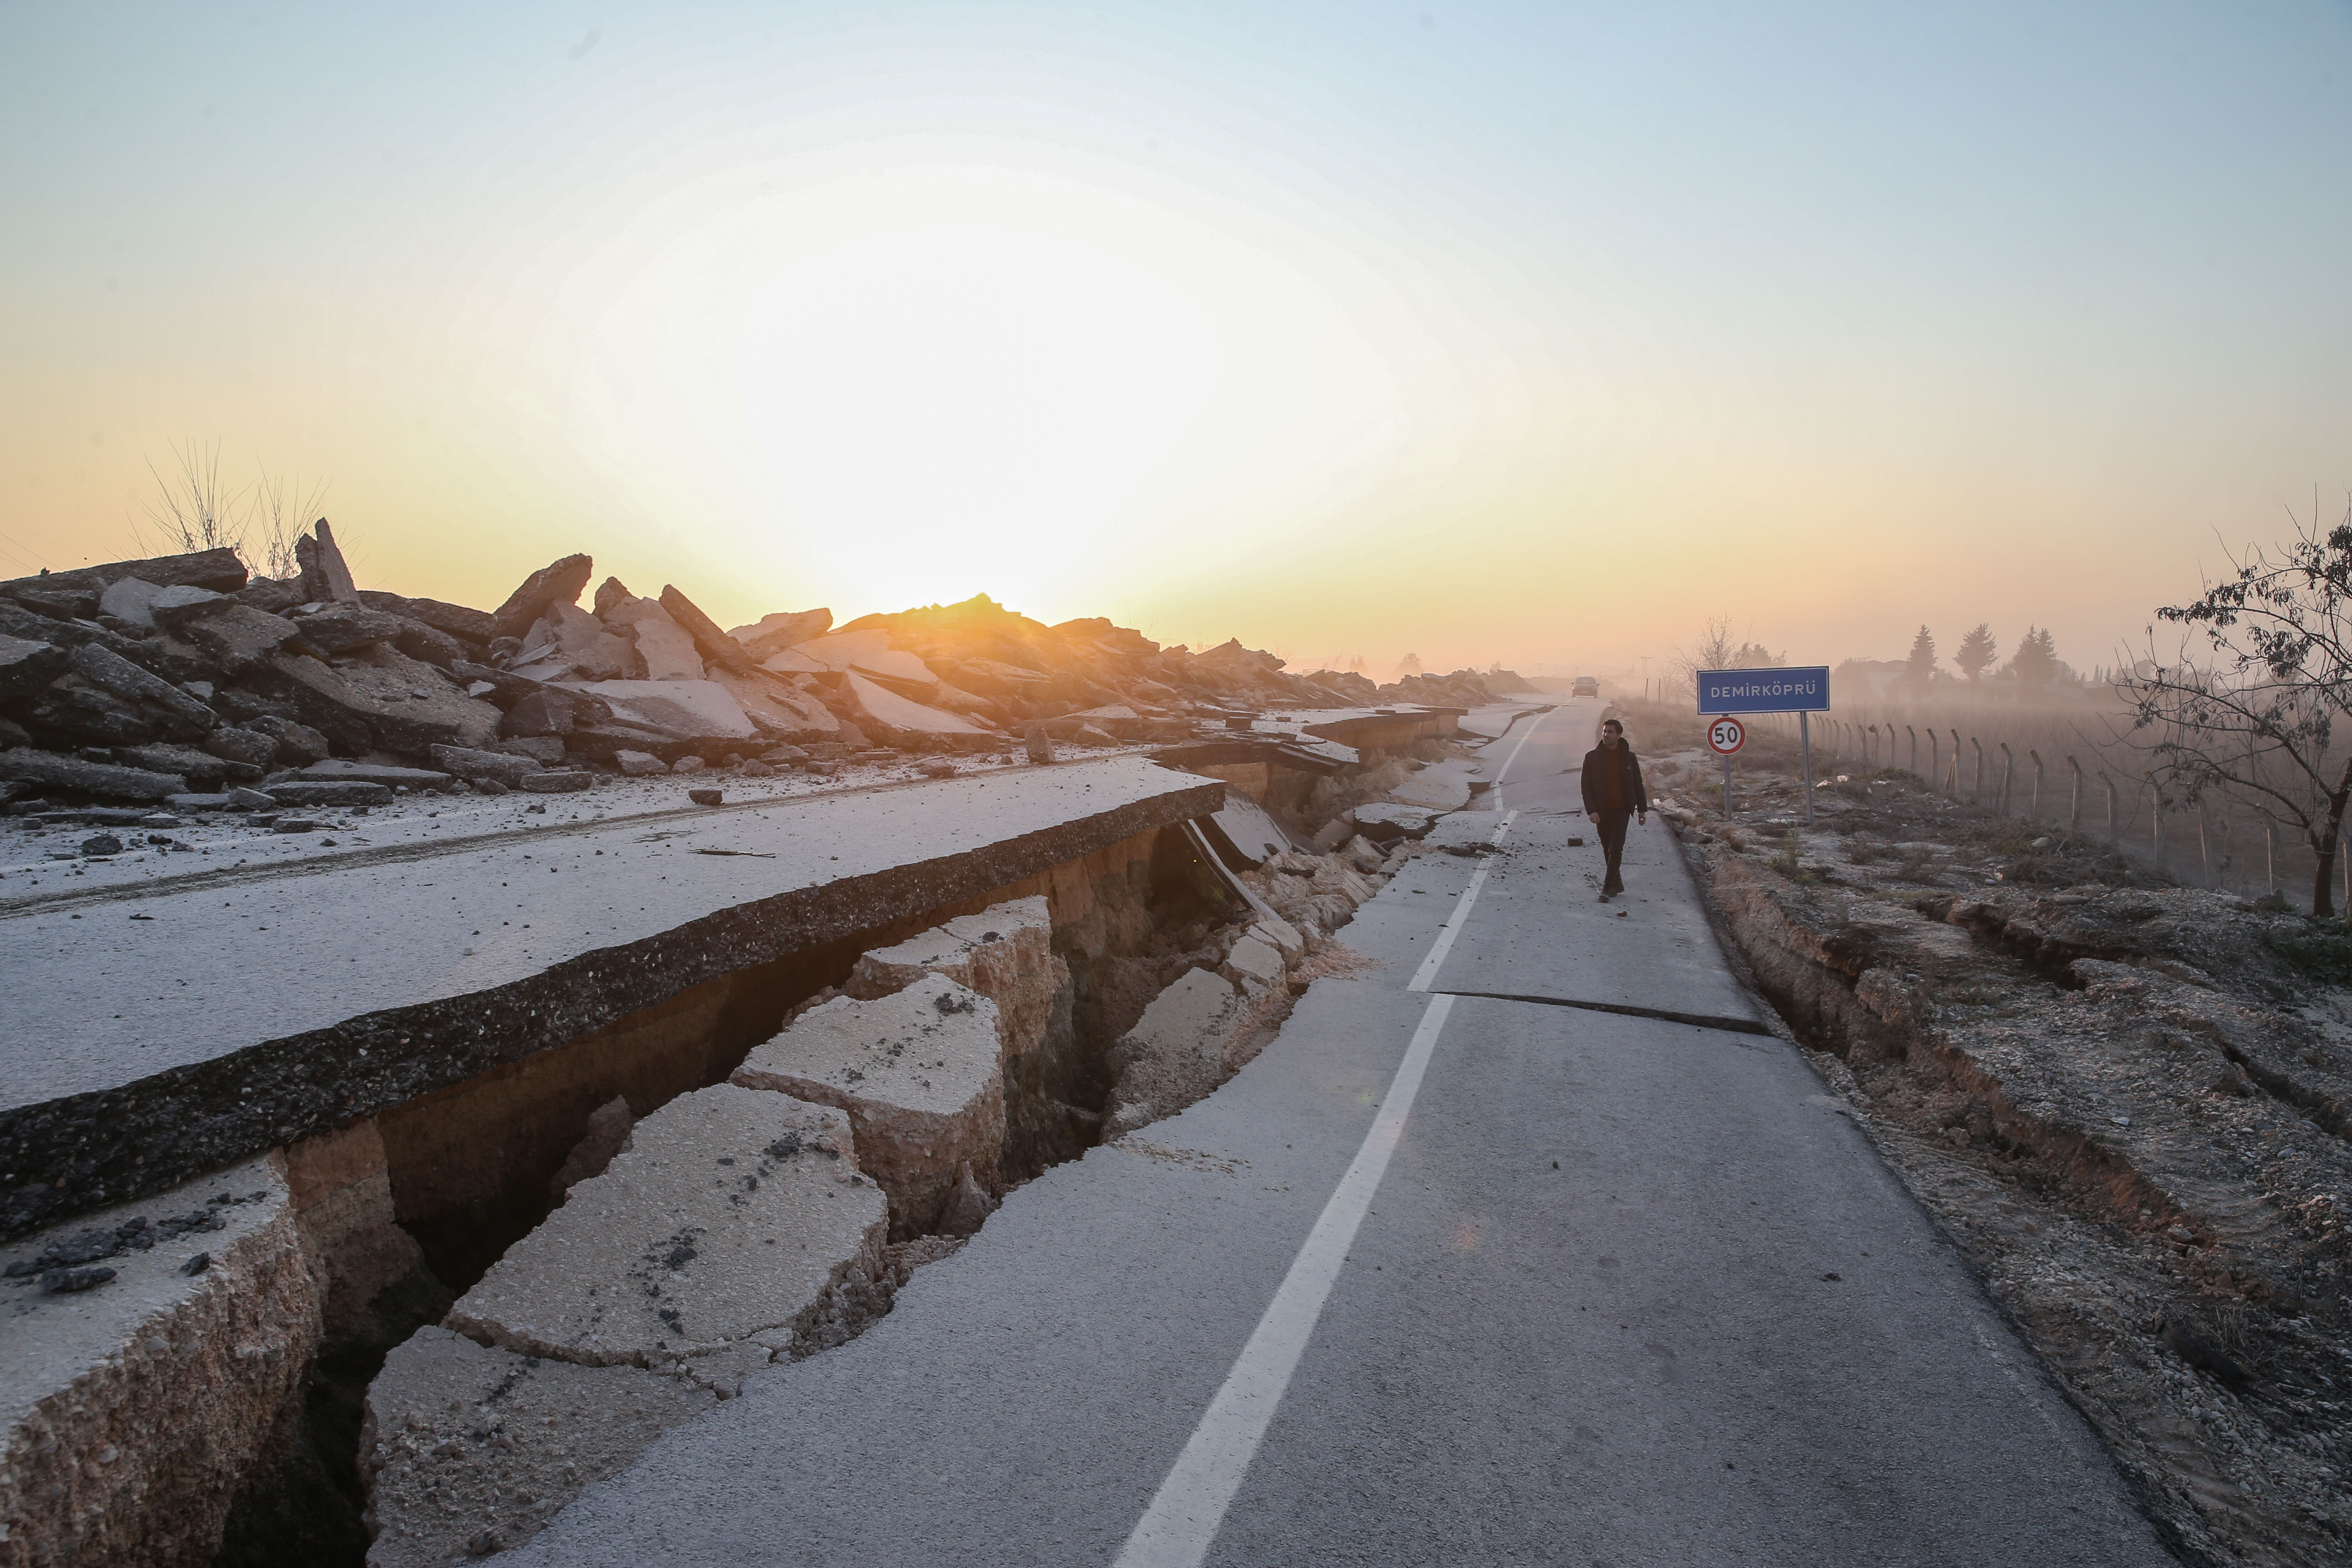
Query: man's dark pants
1596 810 1632 894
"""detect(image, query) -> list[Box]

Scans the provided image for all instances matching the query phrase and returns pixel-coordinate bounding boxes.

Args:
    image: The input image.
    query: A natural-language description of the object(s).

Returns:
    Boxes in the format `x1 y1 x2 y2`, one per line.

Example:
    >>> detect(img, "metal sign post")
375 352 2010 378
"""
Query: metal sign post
1707 716 1745 818
1799 711 1813 825
1694 666 1831 827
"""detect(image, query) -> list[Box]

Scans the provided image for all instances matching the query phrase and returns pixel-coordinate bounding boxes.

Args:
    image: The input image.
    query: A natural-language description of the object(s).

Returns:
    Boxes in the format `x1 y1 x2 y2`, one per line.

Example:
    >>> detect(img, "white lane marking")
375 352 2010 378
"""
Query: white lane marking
1111 994 1459 1568
1406 808 1516 993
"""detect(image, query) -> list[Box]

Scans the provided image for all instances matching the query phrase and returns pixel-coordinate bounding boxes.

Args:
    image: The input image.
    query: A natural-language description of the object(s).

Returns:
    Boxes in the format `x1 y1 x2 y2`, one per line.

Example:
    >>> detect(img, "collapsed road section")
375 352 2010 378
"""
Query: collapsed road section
1 685 1505 1564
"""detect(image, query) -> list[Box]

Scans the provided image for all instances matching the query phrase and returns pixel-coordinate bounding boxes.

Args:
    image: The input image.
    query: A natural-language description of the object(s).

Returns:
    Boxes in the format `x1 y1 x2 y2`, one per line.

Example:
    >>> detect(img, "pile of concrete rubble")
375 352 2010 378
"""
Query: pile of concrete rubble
0 525 1524 814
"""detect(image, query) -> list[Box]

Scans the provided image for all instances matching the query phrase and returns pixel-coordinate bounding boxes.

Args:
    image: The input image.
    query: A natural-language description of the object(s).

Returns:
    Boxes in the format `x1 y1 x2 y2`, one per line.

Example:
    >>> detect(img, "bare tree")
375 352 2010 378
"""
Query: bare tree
1665 620 1769 701
2122 495 2352 914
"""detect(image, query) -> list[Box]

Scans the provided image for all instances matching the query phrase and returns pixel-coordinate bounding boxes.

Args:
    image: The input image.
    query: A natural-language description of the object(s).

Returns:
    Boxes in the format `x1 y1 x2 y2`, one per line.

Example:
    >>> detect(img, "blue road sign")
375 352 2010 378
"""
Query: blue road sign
1695 666 1830 714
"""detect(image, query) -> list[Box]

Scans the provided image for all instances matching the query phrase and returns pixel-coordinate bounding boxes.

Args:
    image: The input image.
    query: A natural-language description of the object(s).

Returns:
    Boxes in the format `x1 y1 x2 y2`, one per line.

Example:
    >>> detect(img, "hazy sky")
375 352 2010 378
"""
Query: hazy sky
4 2 2348 680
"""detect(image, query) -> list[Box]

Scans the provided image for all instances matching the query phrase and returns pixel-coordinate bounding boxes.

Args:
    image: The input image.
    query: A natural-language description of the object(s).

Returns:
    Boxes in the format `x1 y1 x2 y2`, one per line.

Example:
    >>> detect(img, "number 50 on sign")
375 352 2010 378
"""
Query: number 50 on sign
1708 717 1745 755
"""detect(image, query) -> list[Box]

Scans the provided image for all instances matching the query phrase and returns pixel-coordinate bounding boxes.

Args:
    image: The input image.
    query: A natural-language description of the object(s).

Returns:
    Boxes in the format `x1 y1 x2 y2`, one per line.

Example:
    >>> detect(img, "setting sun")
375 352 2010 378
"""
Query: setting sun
740 207 1218 607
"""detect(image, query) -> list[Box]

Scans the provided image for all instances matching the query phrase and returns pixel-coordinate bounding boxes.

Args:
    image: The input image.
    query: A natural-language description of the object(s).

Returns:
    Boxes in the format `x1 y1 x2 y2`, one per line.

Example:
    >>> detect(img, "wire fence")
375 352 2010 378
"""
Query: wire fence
1745 696 2342 906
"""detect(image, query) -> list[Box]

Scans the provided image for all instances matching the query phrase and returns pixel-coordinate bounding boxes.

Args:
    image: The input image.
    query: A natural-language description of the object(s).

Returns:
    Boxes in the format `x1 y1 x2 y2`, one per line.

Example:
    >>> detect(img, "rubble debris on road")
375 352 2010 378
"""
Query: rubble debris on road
0 537 1537 844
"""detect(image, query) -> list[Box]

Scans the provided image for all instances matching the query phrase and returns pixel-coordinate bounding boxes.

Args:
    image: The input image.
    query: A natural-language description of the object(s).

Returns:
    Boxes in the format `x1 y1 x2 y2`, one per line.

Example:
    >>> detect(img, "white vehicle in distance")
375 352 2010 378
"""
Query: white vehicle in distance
1570 675 1600 697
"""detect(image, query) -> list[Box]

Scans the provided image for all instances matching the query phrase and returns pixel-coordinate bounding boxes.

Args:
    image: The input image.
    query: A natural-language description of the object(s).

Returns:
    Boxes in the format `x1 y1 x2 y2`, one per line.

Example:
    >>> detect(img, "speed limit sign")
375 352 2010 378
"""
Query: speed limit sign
1707 717 1745 755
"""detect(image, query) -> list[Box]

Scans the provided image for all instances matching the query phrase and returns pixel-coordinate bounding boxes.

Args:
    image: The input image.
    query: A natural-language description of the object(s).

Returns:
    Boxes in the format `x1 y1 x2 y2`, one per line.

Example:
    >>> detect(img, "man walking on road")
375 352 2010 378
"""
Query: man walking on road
1579 717 1649 901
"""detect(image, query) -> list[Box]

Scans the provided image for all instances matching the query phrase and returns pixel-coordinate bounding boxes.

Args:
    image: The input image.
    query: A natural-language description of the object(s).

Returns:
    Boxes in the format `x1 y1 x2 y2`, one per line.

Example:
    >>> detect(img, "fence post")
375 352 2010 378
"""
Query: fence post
1907 725 1919 774
1998 742 2014 817
2029 749 2044 821
1928 728 1940 789
2150 783 2163 869
2197 799 2213 887
1947 729 1960 796
2264 813 2278 896
1971 737 1984 803
2103 772 2118 844
2067 755 2083 836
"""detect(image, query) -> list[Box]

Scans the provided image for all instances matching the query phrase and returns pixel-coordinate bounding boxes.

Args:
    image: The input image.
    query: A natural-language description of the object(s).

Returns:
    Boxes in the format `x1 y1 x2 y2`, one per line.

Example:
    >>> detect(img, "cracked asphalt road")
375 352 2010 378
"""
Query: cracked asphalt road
499 699 2171 1568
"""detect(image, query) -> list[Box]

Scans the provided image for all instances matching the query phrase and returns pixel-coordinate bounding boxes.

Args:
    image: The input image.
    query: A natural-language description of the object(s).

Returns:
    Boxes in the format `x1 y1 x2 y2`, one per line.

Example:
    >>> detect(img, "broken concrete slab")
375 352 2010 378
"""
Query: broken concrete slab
115 743 235 787
557 679 754 741
0 633 67 701
657 587 755 675
524 602 640 681
0 756 1219 1240
0 749 187 800
265 779 394 807
842 896 1061 1065
1386 757 1480 810
380 614 467 669
427 744 542 786
298 759 453 789
97 576 168 626
836 673 992 750
246 714 330 765
1249 914 1307 962
1341 834 1389 874
613 750 667 777
356 592 496 646
1222 933 1286 993
262 647 502 754
760 646 828 676
446 1085 886 1365
1046 705 1146 742
791 631 938 693
297 520 362 603
0 1156 317 1568
519 771 595 794
360 1326 716 1568
1103 967 1246 1137
1201 787 1298 870
1350 801 1441 843
290 757 444 789
68 643 217 738
706 668 840 743
491 554 593 642
487 557 593 644
729 608 831 662
144 583 231 630
23 678 162 749
732 976 1006 1235
289 603 407 655
201 726 279 770
599 595 702 681
0 548 248 609
185 604 302 673
494 735 568 764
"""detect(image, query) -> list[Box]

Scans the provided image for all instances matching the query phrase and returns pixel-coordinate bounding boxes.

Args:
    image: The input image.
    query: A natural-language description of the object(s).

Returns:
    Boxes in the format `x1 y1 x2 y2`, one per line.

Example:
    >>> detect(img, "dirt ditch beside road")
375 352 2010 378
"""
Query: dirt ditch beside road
1645 734 2352 1568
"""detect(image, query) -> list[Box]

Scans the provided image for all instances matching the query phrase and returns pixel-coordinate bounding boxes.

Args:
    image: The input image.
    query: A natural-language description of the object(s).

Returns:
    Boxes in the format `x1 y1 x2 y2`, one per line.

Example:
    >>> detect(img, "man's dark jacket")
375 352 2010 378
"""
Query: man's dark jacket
1580 741 1650 818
